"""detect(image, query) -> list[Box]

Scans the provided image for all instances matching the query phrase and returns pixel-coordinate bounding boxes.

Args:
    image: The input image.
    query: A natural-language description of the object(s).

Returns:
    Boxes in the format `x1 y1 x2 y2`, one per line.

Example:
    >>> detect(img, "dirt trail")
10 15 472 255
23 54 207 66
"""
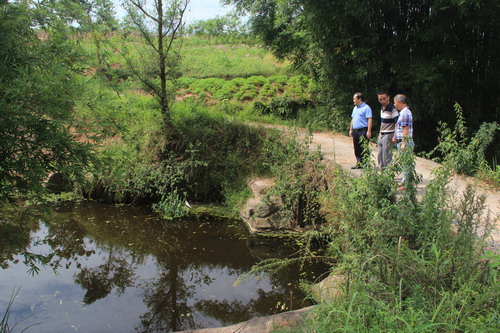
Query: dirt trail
259 123 500 249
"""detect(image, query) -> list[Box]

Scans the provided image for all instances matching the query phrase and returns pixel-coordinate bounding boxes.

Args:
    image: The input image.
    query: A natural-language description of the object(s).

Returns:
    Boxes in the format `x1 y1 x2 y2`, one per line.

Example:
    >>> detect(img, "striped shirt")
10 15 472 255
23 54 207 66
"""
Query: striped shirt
394 106 413 140
380 103 399 134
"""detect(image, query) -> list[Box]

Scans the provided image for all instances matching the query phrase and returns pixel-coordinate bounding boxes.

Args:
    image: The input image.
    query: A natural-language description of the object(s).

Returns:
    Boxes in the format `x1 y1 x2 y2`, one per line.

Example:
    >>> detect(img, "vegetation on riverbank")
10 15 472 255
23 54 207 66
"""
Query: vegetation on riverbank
248 137 499 332
1 1 499 331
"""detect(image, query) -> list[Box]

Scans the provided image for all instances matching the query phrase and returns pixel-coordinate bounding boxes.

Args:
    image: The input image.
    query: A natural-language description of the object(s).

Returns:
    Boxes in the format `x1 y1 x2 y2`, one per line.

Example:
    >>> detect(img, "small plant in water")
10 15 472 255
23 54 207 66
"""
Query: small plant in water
152 191 190 219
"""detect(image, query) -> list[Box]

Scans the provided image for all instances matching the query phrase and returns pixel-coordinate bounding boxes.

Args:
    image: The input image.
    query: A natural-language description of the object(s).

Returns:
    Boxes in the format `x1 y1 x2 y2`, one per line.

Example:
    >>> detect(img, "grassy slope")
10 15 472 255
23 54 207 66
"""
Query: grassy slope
179 37 292 78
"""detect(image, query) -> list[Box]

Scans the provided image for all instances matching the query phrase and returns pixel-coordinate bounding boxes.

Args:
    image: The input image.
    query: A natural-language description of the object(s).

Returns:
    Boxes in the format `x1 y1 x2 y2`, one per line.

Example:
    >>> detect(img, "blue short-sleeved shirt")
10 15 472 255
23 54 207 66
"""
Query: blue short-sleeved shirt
351 102 372 129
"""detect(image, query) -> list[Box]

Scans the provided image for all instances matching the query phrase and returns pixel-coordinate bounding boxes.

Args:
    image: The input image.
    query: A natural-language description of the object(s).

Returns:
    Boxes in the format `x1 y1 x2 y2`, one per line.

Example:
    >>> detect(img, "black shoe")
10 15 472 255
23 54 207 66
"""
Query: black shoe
351 164 362 169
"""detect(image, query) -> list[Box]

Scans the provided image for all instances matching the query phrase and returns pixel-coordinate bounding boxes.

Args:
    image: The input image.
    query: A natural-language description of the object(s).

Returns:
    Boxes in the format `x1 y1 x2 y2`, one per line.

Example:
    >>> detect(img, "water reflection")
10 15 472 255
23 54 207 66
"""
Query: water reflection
0 202 324 332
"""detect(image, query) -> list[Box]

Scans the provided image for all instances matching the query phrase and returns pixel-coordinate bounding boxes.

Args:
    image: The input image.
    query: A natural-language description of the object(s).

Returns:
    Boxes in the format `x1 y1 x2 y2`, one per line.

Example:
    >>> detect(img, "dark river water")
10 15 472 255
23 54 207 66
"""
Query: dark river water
0 201 326 332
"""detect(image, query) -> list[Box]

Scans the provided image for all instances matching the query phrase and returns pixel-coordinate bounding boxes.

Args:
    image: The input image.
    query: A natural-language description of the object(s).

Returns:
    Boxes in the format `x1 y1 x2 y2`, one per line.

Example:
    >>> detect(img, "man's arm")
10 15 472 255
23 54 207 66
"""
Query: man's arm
401 126 409 149
366 117 372 139
349 119 354 137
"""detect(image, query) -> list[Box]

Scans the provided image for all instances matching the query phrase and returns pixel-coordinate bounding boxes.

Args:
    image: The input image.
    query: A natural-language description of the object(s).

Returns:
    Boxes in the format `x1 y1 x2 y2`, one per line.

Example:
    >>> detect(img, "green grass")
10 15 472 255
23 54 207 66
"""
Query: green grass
179 37 292 78
80 34 292 79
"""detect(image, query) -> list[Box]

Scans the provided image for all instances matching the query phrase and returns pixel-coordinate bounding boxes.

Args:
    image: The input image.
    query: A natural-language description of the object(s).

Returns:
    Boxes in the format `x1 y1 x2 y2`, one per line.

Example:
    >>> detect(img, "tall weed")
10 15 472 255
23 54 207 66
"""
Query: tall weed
427 103 498 177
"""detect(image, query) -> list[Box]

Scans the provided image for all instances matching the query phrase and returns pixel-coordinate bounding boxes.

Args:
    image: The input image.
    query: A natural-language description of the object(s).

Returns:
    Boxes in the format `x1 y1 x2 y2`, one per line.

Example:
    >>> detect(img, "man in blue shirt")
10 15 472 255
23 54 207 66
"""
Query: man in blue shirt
349 92 373 169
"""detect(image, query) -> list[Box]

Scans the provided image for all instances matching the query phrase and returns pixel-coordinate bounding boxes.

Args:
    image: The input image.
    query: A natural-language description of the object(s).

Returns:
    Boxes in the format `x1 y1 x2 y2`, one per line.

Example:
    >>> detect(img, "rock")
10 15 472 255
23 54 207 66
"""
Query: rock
175 305 316 333
44 172 65 193
240 178 294 232
310 274 345 303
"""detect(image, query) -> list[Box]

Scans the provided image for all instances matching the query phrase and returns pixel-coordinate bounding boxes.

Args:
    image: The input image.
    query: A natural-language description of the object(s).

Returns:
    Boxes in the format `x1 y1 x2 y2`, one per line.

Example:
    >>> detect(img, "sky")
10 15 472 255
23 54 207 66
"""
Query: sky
184 0 235 24
115 0 237 25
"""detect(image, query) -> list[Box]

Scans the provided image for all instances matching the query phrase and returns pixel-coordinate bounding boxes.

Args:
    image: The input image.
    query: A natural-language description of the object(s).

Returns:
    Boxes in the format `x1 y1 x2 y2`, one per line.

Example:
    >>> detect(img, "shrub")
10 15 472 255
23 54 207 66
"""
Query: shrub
261 133 327 228
234 83 259 101
258 82 277 100
189 77 225 95
244 135 498 331
213 78 246 100
152 190 190 219
427 103 499 176
269 74 288 88
246 75 268 86
176 77 197 90
261 95 307 119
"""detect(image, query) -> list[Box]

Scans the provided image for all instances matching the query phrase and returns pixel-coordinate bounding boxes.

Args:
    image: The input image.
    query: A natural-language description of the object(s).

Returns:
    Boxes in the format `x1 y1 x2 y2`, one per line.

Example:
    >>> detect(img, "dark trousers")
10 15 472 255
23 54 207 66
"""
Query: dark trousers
352 127 368 164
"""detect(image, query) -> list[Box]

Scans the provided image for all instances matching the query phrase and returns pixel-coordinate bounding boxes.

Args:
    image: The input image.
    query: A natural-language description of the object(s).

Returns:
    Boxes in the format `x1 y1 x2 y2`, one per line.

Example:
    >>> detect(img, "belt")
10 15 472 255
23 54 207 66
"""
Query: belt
396 139 403 143
353 127 367 132
381 132 394 135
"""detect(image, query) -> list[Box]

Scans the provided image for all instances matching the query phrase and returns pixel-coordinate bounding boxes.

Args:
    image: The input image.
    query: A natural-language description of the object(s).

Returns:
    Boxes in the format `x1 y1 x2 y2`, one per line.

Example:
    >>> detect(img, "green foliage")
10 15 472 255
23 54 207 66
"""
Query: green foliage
261 132 327 228
258 82 277 99
228 0 500 152
176 77 197 90
283 75 309 101
476 161 500 189
152 190 190 219
240 130 497 331
0 1 93 202
171 100 271 202
186 12 249 42
320 165 496 330
428 104 499 176
234 83 260 100
258 95 310 119
188 77 226 95
212 77 245 100
179 37 291 78
82 96 272 208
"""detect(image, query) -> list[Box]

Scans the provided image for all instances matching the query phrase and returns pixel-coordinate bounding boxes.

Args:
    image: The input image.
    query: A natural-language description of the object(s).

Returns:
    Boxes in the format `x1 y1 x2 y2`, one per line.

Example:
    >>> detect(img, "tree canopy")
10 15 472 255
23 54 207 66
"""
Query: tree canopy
227 0 500 151
0 1 93 201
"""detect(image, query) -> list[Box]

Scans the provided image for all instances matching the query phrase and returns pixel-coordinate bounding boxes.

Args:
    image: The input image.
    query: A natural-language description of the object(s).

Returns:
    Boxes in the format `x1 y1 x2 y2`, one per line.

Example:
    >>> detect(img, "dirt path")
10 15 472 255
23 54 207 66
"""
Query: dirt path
258 124 500 249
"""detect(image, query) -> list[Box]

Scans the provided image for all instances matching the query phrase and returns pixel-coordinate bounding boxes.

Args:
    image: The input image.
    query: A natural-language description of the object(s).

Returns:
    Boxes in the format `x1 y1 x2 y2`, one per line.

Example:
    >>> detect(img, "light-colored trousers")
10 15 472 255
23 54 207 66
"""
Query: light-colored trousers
397 140 415 186
377 133 394 169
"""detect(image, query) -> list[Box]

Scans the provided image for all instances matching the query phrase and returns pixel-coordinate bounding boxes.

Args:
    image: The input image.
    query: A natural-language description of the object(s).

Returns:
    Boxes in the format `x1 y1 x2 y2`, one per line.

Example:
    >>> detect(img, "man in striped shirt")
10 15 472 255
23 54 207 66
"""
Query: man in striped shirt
377 91 399 169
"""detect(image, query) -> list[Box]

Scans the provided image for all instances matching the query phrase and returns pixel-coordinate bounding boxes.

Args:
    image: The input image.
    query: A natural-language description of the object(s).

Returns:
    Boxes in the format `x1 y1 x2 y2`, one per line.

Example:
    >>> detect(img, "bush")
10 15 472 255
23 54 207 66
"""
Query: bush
152 190 190 219
260 95 309 119
213 78 246 100
284 75 309 100
246 75 268 86
189 77 225 95
428 103 499 176
234 83 259 100
176 77 197 90
262 133 327 228
244 134 498 331
257 82 277 100
269 74 288 89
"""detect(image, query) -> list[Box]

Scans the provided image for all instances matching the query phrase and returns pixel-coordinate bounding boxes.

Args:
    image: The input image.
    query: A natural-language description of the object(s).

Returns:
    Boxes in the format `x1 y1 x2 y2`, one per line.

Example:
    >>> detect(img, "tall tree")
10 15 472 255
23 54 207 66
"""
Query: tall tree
227 0 500 151
0 1 93 201
124 0 190 132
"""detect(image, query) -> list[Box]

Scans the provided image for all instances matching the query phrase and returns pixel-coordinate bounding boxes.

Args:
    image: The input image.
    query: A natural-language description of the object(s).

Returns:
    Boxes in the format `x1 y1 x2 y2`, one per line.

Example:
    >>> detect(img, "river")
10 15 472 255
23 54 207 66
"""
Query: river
0 201 326 332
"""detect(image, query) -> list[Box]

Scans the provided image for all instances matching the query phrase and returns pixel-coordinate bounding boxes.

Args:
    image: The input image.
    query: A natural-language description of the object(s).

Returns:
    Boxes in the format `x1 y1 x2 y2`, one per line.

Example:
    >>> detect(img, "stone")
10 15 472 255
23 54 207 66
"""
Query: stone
239 178 294 232
44 172 65 193
175 305 315 333
310 274 345 303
